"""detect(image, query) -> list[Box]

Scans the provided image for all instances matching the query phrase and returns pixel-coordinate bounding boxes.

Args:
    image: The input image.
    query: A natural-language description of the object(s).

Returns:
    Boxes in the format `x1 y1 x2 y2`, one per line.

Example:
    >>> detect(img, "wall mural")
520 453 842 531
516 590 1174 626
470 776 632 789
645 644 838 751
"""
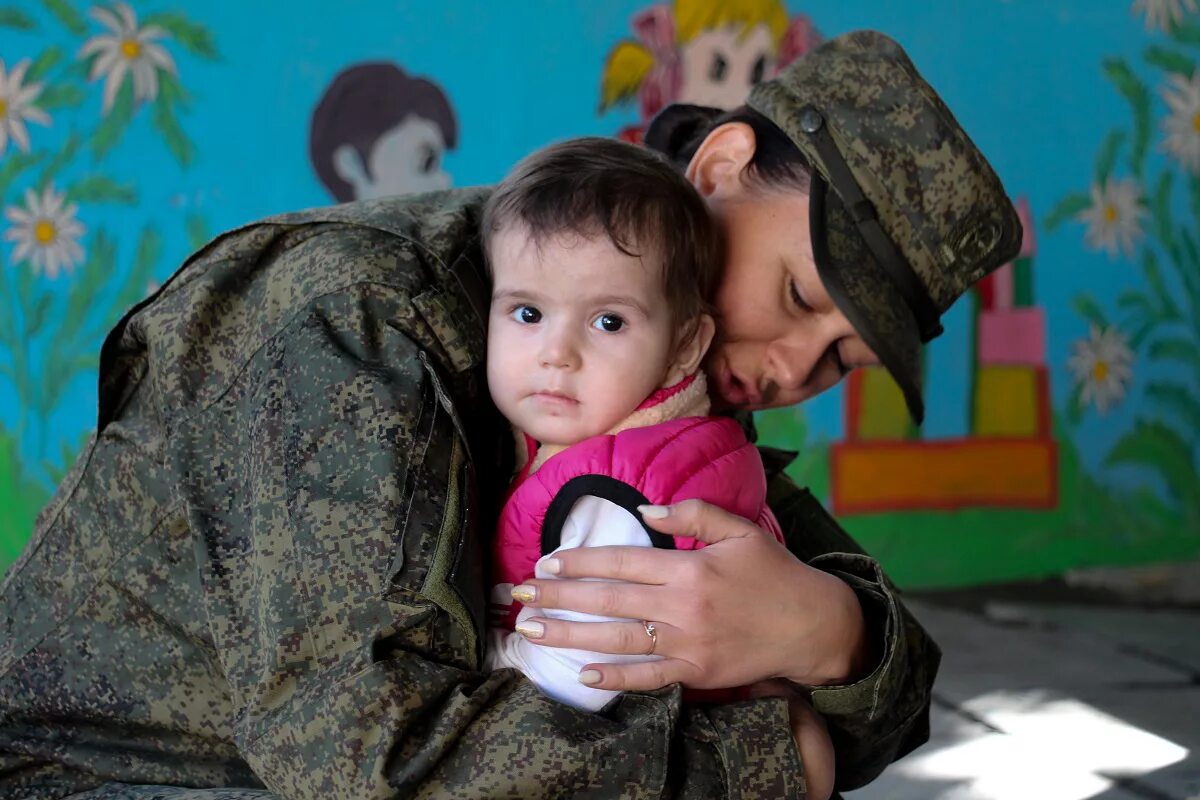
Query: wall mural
599 0 820 141
1049 3 1200 539
0 1 216 567
1 1 1197 590
309 62 457 202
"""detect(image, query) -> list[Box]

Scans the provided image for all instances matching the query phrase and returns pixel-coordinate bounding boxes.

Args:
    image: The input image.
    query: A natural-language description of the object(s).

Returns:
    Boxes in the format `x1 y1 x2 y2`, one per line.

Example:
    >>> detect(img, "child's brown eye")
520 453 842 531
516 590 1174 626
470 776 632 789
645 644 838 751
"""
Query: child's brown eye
593 314 625 333
512 305 542 324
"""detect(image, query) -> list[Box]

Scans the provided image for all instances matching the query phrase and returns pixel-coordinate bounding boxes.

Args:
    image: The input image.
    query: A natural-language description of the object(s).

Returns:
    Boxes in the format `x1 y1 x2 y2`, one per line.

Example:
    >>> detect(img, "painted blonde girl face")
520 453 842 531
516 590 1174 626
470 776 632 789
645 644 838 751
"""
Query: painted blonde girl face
677 24 776 109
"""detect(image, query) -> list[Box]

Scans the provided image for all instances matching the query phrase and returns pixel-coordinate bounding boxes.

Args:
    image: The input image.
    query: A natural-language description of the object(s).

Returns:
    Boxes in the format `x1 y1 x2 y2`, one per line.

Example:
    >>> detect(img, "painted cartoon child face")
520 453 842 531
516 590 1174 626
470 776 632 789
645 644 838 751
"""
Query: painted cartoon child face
677 23 775 109
336 115 451 200
486 226 684 449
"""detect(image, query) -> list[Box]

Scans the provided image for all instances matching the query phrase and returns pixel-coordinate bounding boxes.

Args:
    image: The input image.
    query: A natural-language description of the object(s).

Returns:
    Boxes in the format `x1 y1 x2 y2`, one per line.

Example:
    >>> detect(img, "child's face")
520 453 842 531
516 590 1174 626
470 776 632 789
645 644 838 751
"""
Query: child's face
487 225 682 447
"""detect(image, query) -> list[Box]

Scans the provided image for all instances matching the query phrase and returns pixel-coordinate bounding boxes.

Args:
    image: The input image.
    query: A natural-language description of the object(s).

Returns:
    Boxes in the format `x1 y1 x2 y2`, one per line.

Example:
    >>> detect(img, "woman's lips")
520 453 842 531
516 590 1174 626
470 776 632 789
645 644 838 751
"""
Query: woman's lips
716 368 760 407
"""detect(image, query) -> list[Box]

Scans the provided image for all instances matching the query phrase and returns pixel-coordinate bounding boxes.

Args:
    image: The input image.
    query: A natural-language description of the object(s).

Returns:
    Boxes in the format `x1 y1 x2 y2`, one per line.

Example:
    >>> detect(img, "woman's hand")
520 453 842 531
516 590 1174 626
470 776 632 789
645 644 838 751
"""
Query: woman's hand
508 499 873 692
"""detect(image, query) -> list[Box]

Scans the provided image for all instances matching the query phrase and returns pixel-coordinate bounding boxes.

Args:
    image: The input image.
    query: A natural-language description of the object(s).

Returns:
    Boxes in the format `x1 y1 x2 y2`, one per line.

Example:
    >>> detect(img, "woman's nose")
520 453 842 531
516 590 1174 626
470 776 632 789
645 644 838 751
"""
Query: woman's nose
766 339 818 391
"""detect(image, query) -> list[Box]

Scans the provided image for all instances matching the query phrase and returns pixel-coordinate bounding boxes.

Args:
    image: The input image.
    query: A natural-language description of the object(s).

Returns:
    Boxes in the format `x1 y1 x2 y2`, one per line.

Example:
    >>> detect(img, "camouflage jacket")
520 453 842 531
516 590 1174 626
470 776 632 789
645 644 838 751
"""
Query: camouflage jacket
0 189 939 800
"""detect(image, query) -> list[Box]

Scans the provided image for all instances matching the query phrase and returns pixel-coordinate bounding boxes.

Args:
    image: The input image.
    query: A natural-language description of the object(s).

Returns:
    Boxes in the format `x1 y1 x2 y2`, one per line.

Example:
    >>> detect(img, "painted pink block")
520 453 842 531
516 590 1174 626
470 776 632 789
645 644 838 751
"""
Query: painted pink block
1016 196 1037 259
978 307 1046 365
991 262 1015 310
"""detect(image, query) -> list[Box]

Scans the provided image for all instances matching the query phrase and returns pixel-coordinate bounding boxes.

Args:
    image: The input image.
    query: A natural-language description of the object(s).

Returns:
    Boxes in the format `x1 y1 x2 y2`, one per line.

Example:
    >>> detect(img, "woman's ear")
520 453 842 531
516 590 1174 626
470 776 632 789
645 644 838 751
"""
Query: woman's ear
664 314 716 386
685 122 757 200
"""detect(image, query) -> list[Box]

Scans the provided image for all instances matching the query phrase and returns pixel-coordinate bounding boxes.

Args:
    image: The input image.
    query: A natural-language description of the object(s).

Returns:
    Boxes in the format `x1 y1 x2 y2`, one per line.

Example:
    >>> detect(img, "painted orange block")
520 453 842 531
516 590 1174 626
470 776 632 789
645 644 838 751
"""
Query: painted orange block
974 364 1048 437
831 437 1058 514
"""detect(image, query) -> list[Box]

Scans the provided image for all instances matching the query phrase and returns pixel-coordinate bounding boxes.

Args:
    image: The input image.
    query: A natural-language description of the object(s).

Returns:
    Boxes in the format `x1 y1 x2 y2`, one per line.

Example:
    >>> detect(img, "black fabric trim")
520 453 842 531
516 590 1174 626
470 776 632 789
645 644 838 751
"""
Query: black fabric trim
541 475 677 556
801 105 943 343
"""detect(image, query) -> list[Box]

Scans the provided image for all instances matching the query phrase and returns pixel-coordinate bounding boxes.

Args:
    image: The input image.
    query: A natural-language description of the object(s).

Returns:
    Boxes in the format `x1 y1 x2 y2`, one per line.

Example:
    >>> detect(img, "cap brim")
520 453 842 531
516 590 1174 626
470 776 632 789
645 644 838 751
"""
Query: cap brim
810 176 926 424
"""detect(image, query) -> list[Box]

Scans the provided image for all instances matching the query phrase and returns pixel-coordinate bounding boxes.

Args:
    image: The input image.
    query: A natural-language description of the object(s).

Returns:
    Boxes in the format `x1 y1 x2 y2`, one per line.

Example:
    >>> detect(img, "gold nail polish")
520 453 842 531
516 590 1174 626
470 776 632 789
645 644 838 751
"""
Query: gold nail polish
511 585 536 603
515 620 545 639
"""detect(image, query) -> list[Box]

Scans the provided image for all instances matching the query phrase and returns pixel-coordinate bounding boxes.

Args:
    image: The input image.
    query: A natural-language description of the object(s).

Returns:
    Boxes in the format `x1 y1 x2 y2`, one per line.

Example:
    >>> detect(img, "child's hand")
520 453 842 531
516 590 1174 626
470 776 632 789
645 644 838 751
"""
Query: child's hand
508 498 872 694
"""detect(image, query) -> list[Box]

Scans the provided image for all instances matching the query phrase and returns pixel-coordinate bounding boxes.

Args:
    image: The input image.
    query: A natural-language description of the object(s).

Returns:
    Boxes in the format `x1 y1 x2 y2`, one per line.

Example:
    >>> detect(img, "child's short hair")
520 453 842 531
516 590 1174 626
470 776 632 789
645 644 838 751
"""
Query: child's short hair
482 137 721 344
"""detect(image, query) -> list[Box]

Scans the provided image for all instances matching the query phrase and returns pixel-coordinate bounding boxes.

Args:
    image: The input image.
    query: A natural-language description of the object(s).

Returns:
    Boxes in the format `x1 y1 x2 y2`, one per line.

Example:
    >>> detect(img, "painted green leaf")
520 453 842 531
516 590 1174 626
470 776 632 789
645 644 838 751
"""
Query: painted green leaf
36 131 81 189
1106 420 1199 506
151 97 194 167
1103 58 1152 177
64 175 137 205
185 213 210 250
110 226 161 317
26 46 64 82
91 79 136 160
0 151 45 201
36 83 87 111
1066 380 1085 426
24 291 52 337
1043 193 1091 232
1145 380 1200 442
0 7 37 31
1151 171 1174 246
1140 249 1181 321
143 11 220 60
1128 317 1157 351
1095 131 1125 186
41 0 87 36
156 71 191 110
1148 336 1200 370
1144 45 1194 76
1072 294 1109 329
58 229 115 343
1177 230 1200 305
1169 21 1200 45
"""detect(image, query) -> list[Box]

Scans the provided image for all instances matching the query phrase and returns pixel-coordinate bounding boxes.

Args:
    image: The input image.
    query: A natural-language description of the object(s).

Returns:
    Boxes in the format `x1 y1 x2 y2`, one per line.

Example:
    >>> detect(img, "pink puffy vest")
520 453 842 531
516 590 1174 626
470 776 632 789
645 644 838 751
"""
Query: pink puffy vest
489 414 784 703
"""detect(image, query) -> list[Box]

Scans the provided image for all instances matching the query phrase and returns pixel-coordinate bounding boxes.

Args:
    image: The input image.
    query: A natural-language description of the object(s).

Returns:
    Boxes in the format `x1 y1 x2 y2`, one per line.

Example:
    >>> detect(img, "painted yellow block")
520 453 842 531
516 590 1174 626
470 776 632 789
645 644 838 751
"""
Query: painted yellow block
974 364 1041 437
856 366 912 440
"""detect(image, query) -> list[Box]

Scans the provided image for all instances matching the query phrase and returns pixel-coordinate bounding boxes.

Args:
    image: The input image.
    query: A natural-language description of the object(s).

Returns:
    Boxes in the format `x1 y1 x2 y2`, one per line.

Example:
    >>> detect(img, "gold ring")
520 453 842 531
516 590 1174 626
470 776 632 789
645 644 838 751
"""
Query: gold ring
642 620 658 655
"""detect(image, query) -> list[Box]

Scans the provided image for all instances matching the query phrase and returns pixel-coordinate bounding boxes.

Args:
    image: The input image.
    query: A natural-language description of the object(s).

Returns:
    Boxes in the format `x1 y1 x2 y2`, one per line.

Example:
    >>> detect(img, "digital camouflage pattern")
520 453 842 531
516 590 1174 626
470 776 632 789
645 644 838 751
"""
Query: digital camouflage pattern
748 30 1022 422
0 188 938 799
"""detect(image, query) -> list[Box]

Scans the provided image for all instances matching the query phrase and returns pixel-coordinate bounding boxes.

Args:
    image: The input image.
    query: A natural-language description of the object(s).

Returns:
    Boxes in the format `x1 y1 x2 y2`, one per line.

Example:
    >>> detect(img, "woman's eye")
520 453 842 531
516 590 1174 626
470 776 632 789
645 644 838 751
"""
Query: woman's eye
750 54 767 84
512 305 542 324
709 52 728 82
593 313 625 333
789 280 813 312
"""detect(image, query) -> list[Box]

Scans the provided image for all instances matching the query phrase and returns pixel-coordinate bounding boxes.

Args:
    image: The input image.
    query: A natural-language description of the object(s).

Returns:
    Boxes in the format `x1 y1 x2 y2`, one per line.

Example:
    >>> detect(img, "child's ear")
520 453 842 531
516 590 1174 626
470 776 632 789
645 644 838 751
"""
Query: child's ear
664 314 716 386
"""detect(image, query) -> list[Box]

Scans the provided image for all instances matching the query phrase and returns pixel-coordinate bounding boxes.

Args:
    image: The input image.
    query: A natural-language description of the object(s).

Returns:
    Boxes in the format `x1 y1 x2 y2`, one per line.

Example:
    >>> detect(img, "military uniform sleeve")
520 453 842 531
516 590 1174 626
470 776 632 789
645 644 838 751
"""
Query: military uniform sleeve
765 463 941 793
166 270 811 799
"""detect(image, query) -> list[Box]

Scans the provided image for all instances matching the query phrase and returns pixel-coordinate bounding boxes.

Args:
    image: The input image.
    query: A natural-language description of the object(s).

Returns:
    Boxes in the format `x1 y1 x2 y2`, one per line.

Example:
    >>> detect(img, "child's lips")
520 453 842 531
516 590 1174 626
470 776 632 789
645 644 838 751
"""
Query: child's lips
531 390 578 405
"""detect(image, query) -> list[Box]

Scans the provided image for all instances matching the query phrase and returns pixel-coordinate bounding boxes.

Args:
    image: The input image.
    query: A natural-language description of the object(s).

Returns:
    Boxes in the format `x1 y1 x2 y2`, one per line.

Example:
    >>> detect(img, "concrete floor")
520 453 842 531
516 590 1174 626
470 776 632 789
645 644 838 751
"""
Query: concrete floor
845 586 1200 800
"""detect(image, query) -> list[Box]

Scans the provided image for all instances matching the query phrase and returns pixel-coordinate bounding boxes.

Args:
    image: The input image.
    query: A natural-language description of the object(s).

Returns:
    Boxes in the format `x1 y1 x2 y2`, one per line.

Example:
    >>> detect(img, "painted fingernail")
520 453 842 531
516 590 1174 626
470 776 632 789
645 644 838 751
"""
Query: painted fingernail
515 620 545 639
541 558 562 575
511 585 537 603
638 504 670 519
579 669 603 685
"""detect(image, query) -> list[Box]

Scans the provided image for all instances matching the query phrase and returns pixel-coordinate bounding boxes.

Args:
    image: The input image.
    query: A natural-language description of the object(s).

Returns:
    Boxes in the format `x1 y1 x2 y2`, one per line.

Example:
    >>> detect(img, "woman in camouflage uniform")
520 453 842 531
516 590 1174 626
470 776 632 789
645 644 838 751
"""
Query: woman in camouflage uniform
0 31 1016 799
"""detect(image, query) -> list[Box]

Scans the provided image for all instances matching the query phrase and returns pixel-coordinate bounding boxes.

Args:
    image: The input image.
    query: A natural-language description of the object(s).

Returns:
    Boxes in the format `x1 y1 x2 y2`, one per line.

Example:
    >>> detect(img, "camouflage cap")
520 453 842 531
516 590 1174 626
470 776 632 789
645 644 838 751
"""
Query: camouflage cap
747 30 1021 423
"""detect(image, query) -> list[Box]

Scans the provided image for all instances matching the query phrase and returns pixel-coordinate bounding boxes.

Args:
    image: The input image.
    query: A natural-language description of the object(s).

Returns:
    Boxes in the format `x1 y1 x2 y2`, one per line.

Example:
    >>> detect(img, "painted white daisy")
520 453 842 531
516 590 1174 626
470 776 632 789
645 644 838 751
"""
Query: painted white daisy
1068 324 1135 415
1133 0 1198 31
0 58 51 156
1076 177 1145 259
78 1 176 114
1160 71 1200 173
4 185 86 279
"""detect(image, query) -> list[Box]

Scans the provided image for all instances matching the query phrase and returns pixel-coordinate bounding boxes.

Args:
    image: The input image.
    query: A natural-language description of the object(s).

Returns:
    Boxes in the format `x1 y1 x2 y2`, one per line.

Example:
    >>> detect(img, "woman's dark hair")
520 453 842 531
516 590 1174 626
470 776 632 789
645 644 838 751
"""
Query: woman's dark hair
644 104 812 194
